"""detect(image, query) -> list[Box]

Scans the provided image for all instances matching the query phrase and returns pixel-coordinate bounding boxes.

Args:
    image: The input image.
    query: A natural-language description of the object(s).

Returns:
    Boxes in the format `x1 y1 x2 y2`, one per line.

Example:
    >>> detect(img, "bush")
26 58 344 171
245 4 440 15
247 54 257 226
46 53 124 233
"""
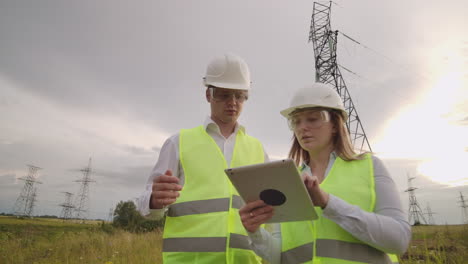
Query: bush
111 200 165 233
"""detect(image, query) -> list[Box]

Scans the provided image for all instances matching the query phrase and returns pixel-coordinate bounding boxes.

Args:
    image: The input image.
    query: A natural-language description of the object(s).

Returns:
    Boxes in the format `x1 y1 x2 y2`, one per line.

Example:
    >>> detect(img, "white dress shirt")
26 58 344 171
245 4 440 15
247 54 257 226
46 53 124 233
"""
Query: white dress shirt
137 116 269 219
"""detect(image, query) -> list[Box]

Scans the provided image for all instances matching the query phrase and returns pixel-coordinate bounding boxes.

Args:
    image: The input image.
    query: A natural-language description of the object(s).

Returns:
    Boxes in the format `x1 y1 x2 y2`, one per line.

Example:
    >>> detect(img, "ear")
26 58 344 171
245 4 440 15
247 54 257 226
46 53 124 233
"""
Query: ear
206 88 211 103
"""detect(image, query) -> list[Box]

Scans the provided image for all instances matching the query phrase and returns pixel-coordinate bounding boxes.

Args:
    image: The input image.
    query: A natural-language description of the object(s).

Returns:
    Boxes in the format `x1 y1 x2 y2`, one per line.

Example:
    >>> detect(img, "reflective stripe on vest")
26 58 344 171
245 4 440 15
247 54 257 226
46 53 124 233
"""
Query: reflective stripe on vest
163 126 264 263
163 233 252 252
280 240 393 264
168 195 243 217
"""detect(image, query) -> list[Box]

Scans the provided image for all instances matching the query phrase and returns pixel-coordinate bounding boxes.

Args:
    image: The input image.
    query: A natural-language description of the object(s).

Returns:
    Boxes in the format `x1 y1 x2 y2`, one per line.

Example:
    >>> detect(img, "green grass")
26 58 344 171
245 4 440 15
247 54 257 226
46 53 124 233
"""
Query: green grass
0 216 162 264
1 216 467 264
401 224 468 264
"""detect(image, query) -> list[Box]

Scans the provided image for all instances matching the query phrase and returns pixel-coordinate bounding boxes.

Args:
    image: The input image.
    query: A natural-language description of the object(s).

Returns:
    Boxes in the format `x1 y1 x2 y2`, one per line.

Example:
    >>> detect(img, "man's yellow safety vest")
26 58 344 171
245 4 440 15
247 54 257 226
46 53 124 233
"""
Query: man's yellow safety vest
280 154 399 264
162 125 265 263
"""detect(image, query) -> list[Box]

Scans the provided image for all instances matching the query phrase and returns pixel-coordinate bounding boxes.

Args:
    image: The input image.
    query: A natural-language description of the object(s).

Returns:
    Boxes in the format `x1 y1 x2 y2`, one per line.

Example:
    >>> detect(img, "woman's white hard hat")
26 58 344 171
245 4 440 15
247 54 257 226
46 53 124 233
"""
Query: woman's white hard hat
203 53 251 90
280 83 348 121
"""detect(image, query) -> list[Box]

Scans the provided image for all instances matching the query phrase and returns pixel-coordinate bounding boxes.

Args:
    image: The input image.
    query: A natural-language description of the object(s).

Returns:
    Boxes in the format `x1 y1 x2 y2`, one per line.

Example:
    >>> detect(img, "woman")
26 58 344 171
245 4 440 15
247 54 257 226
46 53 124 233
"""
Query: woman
239 83 411 264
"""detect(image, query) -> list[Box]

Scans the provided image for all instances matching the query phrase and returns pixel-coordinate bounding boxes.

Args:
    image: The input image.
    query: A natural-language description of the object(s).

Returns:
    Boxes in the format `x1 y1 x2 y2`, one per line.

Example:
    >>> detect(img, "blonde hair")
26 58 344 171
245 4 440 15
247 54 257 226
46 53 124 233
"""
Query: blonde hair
288 108 366 166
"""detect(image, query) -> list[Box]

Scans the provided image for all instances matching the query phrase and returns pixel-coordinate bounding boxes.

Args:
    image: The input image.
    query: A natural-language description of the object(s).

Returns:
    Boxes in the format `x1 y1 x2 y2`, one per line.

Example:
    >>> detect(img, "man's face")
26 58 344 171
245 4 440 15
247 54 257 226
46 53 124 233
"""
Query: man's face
207 87 249 124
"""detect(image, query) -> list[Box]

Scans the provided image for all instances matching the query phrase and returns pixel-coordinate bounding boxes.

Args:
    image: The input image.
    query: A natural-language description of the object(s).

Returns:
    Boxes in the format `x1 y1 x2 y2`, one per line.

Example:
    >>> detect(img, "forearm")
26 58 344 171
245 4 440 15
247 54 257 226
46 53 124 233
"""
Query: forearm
248 225 282 264
323 195 411 254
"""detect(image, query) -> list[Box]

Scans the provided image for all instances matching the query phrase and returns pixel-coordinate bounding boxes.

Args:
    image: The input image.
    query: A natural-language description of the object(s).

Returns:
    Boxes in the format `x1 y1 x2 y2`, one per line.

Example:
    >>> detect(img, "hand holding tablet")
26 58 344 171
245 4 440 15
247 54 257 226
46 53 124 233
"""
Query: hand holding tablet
225 159 318 223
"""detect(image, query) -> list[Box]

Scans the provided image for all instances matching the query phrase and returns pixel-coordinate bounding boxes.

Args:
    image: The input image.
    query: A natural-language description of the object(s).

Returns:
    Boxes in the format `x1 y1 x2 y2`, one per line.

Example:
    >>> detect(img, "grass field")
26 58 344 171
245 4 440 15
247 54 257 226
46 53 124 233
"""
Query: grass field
0 216 162 264
1 216 467 264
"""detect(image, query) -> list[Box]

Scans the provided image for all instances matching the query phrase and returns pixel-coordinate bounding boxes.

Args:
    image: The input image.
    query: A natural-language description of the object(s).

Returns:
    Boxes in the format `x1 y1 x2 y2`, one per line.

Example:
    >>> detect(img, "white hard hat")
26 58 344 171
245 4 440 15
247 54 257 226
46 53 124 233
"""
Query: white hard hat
280 83 348 121
203 53 251 90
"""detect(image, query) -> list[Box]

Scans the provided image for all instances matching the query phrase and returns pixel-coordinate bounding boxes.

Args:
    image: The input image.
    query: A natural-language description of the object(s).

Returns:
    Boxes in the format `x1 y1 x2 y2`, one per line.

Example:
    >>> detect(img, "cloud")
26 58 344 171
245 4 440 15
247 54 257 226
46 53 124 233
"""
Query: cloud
93 166 153 189
457 116 468 126
121 145 154 156
0 173 16 186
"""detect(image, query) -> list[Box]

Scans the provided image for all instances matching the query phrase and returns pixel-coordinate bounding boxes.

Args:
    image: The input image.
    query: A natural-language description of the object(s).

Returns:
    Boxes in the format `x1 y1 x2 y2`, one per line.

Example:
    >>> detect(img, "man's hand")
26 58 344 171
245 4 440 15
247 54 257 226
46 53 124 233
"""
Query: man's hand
239 200 274 233
150 170 183 209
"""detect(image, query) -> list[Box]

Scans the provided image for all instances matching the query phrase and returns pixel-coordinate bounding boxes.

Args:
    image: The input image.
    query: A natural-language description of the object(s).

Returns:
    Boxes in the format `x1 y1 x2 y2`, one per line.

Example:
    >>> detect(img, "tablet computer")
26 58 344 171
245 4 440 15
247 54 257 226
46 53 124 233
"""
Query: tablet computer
225 159 317 223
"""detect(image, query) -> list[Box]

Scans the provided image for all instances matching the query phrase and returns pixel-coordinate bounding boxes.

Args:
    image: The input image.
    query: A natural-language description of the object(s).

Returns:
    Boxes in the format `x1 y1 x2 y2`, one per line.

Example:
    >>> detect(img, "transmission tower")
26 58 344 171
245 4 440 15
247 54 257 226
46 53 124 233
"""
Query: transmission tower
108 207 114 223
59 192 75 221
308 1 372 152
74 158 95 222
12 165 42 218
404 174 427 225
457 192 468 224
424 203 436 225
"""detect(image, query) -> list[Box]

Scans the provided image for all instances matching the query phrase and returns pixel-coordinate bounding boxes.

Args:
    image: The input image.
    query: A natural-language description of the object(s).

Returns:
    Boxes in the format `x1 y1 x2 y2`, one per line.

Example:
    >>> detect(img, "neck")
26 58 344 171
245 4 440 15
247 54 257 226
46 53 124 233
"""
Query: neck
307 144 334 181
211 115 237 138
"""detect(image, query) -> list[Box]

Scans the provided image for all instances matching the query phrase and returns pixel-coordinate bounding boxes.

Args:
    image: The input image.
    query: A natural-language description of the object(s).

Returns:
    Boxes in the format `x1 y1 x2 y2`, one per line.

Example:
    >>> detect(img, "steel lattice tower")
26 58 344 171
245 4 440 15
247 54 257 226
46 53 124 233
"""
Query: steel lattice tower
424 203 436 225
308 1 372 152
458 192 468 224
59 192 75 221
12 165 42 217
404 175 427 225
108 207 114 223
74 158 95 221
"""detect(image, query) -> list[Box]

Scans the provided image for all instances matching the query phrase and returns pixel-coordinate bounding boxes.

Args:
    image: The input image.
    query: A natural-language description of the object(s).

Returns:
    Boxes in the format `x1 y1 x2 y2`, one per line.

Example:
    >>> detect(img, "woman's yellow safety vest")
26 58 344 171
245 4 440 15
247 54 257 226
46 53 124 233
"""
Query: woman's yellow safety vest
280 154 399 264
162 126 265 264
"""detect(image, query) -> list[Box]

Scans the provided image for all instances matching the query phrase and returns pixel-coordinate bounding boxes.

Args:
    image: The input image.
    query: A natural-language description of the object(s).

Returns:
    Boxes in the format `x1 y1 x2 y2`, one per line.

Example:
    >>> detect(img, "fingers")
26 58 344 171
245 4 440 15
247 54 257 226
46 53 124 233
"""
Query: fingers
239 200 266 215
301 171 311 182
239 200 275 233
150 170 182 209
154 182 182 191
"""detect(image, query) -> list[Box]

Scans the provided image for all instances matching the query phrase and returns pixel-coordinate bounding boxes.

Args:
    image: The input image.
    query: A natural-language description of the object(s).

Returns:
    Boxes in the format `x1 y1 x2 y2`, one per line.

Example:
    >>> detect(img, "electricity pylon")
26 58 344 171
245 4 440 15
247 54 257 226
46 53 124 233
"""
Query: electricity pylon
404 174 427 225
108 207 114 223
458 192 468 224
12 165 42 218
74 158 95 222
59 192 75 221
424 203 436 225
308 1 372 152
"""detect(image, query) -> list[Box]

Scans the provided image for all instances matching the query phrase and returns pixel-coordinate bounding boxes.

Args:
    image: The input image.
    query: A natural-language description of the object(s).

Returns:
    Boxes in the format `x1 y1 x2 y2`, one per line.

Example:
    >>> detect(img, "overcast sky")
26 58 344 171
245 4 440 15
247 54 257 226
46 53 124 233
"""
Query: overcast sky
1 0 467 224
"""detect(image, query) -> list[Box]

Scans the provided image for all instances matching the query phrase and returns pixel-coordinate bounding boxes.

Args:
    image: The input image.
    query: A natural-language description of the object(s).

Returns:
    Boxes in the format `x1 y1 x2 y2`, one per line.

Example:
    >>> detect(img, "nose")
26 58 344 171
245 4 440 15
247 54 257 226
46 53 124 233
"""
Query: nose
226 94 237 105
295 120 308 131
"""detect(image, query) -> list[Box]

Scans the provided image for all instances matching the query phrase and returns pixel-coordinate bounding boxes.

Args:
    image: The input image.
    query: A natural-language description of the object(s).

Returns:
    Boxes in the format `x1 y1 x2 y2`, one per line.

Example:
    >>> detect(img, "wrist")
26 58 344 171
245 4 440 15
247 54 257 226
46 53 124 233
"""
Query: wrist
320 192 329 209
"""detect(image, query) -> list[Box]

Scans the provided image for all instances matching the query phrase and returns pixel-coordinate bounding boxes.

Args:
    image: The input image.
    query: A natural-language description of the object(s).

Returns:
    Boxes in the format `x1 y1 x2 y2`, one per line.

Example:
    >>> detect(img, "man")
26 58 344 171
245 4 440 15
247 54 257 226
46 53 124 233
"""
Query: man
138 53 268 263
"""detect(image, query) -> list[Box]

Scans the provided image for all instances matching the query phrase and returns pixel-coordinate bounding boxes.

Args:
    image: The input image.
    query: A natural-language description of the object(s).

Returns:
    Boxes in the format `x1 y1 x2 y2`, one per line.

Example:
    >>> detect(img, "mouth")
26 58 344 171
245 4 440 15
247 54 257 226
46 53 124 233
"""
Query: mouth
225 109 237 115
301 136 315 141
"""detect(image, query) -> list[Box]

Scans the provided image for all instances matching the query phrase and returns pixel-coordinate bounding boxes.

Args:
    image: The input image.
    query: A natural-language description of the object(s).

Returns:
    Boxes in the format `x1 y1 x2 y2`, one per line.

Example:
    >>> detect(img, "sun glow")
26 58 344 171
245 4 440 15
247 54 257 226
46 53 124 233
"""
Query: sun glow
373 46 468 186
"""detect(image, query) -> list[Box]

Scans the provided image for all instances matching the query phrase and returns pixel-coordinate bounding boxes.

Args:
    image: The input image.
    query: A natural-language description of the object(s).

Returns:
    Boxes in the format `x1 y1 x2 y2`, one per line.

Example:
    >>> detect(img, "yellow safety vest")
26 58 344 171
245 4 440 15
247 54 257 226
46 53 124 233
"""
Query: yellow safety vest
280 154 399 264
162 125 265 264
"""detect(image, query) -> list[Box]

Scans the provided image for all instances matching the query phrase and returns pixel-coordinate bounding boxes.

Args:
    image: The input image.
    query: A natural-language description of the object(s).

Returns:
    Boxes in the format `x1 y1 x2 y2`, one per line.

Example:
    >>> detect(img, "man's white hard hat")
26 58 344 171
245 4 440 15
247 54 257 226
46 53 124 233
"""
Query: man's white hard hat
280 83 348 121
203 53 251 90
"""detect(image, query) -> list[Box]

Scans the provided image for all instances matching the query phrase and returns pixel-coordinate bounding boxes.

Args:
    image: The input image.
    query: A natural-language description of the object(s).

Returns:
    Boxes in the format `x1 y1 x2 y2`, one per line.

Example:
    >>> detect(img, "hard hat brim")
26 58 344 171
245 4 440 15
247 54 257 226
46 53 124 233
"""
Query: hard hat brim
280 104 348 121
204 80 250 90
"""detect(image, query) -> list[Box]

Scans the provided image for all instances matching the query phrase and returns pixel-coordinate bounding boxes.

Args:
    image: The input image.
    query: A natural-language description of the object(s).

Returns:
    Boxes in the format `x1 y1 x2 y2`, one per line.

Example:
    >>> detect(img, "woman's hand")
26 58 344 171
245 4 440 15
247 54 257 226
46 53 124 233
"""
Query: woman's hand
239 200 274 233
302 172 330 209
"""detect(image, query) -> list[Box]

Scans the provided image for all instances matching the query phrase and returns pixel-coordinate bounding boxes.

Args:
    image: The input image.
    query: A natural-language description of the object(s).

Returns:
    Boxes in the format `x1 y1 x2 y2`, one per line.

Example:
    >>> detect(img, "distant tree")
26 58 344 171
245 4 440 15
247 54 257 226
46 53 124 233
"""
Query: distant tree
112 200 144 232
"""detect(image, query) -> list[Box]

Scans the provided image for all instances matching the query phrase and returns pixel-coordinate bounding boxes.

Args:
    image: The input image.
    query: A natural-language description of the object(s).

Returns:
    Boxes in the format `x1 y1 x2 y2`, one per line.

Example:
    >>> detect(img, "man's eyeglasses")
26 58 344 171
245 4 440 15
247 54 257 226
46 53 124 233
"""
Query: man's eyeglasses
210 87 248 103
287 110 330 130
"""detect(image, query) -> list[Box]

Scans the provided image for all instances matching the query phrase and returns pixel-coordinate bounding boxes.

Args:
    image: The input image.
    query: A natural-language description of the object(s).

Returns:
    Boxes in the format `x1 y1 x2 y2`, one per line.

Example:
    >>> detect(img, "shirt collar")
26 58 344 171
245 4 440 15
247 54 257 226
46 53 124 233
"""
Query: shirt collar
300 151 337 173
203 116 245 135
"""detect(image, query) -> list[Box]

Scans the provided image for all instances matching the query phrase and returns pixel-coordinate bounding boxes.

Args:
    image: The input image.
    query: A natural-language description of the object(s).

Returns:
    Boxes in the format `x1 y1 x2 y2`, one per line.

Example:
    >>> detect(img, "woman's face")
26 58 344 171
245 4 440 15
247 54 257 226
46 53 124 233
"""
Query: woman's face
290 109 336 152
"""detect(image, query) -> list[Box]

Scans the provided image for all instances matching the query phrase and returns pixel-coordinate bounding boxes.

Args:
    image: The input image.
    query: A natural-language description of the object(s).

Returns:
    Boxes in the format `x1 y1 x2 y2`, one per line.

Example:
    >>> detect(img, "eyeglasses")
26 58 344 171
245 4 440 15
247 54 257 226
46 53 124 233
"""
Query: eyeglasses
287 110 330 130
210 87 248 103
